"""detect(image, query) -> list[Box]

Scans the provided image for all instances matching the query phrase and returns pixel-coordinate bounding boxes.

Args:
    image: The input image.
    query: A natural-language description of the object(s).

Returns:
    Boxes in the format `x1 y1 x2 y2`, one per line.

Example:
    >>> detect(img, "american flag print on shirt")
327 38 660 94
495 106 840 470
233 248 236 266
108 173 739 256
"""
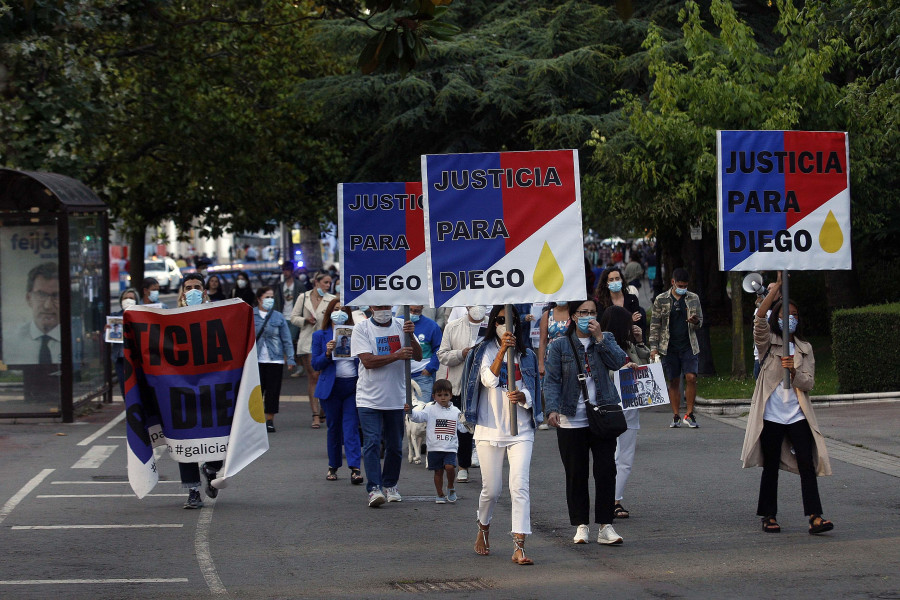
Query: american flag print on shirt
434 419 457 437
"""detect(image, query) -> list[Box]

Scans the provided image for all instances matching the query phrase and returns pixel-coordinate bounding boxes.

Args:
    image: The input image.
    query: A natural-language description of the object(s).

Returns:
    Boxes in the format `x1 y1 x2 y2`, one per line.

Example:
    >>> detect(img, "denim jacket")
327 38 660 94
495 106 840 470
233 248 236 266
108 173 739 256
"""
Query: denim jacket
462 341 543 428
543 332 628 417
254 308 296 366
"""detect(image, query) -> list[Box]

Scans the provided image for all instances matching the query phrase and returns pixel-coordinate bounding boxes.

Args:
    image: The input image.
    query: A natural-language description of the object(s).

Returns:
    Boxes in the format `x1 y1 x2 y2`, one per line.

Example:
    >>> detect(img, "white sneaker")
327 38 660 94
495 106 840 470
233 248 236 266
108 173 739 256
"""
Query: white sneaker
597 524 623 545
573 524 590 544
367 489 386 508
538 423 550 430
384 486 402 502
471 447 480 468
457 468 469 483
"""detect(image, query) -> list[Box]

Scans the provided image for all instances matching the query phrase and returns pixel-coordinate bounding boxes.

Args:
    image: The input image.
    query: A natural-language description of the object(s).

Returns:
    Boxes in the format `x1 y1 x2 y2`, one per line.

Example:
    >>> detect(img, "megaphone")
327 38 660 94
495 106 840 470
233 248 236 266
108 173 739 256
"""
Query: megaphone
742 272 765 296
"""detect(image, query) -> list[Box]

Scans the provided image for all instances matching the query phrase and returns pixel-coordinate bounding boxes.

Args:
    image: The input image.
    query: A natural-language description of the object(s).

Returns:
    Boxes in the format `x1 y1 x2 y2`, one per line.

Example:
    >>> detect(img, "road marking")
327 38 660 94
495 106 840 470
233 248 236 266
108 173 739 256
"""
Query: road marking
12 524 183 530
0 469 54 526
0 578 189 585
195 497 227 596
72 445 118 469
37 494 183 498
107 435 127 439
77 410 127 446
51 480 178 484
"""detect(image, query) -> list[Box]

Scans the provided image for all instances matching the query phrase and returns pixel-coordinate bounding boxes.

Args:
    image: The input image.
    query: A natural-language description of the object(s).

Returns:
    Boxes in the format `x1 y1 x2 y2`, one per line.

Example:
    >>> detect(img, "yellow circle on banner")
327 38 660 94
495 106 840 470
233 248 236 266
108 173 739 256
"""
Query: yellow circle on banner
248 385 266 423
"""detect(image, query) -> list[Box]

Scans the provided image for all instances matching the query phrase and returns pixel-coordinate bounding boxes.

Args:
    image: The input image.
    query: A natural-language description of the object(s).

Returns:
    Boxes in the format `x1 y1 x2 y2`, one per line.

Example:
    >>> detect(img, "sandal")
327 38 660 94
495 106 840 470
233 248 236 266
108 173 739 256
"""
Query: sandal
311 414 321 429
326 467 338 481
511 534 534 566
808 514 834 535
761 516 781 533
614 503 630 519
474 522 490 556
349 468 363 485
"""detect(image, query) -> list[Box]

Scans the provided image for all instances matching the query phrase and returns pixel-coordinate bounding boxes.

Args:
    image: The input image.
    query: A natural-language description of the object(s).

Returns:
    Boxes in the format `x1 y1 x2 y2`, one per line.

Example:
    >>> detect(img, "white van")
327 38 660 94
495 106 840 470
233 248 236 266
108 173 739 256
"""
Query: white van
144 257 183 292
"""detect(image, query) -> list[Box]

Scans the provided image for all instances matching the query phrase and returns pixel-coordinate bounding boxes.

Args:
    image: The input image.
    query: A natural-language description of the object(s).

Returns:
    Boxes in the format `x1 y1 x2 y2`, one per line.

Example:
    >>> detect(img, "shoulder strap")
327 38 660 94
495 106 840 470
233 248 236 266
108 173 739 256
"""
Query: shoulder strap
565 336 591 404
256 310 274 342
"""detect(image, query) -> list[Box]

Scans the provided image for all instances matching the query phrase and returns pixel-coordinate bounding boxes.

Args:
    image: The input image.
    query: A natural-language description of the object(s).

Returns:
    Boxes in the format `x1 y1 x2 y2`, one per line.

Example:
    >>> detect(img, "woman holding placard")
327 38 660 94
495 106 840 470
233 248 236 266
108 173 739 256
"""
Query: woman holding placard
600 305 650 520
291 271 336 428
463 305 542 565
311 299 363 485
741 275 833 535
543 299 631 546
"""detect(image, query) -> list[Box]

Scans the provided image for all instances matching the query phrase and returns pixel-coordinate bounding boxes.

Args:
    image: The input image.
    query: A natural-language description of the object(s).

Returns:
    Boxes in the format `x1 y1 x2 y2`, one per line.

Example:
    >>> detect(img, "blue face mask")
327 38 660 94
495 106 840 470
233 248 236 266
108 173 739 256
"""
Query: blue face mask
675 287 688 296
261 298 275 311
331 311 348 325
608 281 623 293
148 290 159 302
185 289 203 306
778 315 798 334
410 313 420 322
556 301 567 307
316 287 326 297
357 305 369 312
577 316 592 333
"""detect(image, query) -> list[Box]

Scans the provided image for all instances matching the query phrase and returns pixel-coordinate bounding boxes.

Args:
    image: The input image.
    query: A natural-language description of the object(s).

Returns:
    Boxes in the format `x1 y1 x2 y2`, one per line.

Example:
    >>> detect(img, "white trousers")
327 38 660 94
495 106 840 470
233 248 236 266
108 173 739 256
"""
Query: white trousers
476 440 533 535
615 428 638 501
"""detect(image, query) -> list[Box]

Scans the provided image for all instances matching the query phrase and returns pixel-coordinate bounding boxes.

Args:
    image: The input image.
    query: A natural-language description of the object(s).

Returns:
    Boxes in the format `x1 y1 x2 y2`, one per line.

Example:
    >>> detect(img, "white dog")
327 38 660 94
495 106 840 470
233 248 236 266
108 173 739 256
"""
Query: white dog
405 380 427 465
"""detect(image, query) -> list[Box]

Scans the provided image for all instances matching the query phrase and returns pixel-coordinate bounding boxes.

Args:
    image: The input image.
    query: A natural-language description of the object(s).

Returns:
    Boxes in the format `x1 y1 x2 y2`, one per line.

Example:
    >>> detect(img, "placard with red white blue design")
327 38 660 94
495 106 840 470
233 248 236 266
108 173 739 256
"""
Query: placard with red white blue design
338 182 428 306
422 150 586 307
717 130 851 271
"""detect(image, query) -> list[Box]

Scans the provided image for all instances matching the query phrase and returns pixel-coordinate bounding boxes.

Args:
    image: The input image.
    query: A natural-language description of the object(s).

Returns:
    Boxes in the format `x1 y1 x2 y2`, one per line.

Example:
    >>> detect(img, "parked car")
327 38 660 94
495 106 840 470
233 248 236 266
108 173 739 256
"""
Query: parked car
144 257 183 292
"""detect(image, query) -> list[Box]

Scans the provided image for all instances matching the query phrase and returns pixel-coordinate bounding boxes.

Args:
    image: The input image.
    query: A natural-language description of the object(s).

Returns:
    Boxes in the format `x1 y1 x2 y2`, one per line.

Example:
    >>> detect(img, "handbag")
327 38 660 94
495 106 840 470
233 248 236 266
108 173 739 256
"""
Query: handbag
566 336 627 440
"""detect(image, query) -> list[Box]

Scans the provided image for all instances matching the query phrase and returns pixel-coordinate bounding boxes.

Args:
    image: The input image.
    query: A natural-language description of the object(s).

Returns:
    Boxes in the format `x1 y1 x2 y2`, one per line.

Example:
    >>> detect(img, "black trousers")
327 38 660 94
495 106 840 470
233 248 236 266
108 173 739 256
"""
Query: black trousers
259 362 285 415
451 394 473 469
179 461 223 487
556 426 617 525
757 419 823 517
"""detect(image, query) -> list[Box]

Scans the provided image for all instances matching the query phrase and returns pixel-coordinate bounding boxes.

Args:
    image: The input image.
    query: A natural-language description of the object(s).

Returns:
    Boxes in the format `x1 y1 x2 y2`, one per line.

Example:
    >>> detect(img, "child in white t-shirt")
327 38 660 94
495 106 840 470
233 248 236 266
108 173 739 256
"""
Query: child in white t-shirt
407 379 468 504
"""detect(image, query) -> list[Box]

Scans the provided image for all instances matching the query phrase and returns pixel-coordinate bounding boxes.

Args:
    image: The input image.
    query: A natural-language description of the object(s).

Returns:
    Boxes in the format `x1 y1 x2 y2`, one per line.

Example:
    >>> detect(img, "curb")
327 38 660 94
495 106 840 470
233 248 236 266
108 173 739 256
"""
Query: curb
695 391 900 416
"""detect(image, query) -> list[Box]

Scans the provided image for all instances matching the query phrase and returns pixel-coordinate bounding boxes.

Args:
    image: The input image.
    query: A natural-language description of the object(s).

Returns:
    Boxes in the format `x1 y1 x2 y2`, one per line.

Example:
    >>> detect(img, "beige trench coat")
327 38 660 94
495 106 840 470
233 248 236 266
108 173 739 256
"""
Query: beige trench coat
289 291 336 355
740 315 832 476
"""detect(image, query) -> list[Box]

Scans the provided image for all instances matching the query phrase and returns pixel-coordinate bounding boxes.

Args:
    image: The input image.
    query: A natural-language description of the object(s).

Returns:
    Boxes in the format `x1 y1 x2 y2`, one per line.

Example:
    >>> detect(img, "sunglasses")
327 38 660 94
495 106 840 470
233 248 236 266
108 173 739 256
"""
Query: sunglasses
495 316 506 325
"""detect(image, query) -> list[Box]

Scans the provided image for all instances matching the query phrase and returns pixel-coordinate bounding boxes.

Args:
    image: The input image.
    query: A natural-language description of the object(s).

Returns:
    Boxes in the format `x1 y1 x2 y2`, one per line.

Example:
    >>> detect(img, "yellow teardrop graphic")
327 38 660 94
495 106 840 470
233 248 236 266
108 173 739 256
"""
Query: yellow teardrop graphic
248 385 266 423
819 210 844 253
533 241 565 294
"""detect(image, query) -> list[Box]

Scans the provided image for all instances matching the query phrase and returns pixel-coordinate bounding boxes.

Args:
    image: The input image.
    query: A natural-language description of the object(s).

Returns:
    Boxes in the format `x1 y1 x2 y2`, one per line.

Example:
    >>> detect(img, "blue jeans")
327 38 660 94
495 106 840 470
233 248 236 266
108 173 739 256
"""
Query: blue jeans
357 407 404 493
320 377 361 470
413 372 434 403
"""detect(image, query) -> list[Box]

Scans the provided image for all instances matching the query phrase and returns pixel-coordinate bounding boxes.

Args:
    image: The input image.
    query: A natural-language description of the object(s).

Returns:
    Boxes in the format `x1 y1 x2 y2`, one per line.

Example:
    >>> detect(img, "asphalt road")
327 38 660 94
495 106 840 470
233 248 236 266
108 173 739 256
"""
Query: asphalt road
1 369 898 600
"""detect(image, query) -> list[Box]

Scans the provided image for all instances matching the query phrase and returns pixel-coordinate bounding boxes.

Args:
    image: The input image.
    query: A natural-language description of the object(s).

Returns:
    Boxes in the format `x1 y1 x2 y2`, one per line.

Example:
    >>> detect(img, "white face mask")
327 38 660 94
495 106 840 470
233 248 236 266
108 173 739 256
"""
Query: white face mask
495 324 507 338
237 279 248 289
468 306 486 321
372 309 392 324
121 298 136 310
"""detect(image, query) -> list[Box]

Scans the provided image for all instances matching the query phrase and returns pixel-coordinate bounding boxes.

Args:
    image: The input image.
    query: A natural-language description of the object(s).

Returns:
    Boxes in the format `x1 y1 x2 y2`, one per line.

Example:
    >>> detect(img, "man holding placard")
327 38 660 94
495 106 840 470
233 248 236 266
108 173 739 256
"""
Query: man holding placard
351 305 422 507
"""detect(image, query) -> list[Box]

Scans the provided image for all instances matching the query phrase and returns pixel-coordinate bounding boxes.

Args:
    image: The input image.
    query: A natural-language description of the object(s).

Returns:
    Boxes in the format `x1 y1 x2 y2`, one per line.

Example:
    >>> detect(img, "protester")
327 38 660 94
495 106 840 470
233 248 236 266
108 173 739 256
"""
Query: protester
544 300 631 545
537 302 571 378
600 305 650 520
595 267 646 337
109 287 139 397
741 275 833 535
311 299 363 484
176 274 221 509
141 277 168 308
205 275 226 301
623 253 644 289
351 305 421 507
253 287 296 433
230 271 256 306
274 261 303 356
649 268 703 428
407 305 443 408
436 306 485 483
463 305 542 565
407 379 468 503
290 271 336 428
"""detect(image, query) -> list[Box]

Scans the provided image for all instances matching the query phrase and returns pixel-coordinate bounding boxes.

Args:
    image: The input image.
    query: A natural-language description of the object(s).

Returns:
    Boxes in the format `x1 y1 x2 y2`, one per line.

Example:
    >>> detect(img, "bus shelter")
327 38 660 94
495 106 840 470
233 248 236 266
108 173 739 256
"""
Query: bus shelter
0 169 112 422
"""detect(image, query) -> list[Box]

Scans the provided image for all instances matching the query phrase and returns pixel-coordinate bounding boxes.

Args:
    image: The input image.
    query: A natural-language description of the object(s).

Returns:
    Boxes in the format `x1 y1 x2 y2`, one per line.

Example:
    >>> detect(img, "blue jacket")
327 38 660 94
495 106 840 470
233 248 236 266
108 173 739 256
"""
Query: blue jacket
462 341 543 428
311 327 358 399
253 308 296 366
543 331 628 417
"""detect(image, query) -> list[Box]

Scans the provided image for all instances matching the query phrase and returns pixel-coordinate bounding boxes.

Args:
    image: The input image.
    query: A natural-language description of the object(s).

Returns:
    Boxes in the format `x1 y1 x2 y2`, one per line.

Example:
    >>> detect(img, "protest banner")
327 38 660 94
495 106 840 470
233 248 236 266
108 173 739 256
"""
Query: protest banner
123 299 268 498
338 181 427 307
422 149 586 308
717 130 851 272
613 363 668 410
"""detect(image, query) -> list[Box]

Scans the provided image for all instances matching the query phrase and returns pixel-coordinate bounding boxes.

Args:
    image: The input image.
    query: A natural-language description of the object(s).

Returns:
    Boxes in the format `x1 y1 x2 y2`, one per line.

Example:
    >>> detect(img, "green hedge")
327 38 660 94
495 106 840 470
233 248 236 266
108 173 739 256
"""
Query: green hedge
832 302 900 393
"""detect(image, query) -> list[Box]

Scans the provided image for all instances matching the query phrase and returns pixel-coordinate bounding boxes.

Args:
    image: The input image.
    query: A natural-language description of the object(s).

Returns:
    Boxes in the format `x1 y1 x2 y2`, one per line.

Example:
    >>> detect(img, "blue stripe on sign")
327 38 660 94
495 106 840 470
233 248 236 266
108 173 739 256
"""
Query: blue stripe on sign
426 153 506 307
720 130 787 270
146 368 243 439
342 182 409 305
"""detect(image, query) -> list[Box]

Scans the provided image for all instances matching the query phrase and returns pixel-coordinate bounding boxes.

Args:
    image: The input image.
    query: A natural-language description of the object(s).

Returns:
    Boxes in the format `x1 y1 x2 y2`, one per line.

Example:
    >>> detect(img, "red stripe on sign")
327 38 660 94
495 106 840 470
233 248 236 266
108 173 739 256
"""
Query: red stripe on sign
500 150 577 254
783 132 848 229
405 181 425 261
